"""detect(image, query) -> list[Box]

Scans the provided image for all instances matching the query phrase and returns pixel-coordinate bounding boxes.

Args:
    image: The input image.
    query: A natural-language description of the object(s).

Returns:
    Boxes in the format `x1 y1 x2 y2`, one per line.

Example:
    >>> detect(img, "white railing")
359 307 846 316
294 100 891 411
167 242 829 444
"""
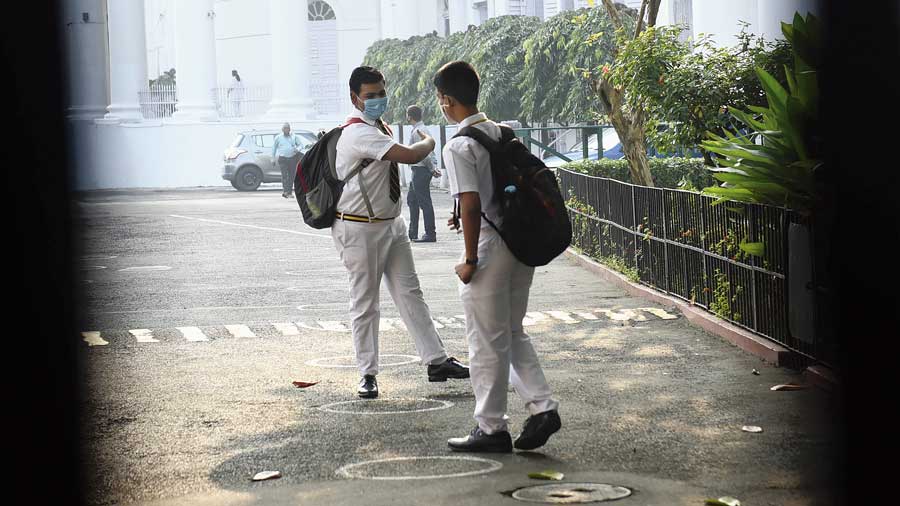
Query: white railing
212 85 271 118
138 84 273 119
138 83 177 119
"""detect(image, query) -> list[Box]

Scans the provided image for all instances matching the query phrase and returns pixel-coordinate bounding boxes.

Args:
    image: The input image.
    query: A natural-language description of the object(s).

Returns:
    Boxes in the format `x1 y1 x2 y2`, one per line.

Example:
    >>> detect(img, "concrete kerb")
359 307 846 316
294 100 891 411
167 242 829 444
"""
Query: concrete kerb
563 248 792 367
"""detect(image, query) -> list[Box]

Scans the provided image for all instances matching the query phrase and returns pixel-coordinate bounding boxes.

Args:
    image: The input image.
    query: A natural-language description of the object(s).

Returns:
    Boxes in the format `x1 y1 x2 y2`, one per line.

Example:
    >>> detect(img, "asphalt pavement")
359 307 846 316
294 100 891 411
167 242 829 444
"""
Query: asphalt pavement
75 185 839 505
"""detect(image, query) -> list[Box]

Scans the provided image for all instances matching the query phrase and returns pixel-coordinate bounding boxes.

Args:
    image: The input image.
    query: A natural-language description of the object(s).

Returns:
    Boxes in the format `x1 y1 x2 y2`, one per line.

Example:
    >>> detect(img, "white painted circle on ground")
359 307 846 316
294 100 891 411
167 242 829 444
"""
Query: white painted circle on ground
336 456 503 481
318 398 454 415
81 265 107 271
118 266 172 272
306 354 419 368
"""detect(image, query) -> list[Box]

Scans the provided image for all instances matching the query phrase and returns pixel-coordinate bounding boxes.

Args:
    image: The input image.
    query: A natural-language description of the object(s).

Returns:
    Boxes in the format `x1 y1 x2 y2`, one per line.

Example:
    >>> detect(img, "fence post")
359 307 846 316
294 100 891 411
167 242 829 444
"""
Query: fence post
631 185 638 272
582 127 589 161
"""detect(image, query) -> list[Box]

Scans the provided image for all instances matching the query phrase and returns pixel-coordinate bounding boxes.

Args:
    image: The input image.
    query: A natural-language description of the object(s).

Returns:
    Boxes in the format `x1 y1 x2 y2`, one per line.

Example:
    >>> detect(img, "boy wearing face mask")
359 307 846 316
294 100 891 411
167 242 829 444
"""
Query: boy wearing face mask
437 61 561 453
331 66 470 400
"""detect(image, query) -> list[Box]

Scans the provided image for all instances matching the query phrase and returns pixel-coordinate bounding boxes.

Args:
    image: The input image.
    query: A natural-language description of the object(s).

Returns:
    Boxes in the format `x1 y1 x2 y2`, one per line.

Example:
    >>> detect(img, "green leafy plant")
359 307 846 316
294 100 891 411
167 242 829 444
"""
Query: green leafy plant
563 157 715 190
700 12 822 215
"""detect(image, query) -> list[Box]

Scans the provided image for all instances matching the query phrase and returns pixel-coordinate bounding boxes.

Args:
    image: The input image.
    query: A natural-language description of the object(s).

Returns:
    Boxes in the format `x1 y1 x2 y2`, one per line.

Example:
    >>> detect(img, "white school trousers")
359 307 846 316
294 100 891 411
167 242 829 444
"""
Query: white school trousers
460 227 559 434
332 216 448 376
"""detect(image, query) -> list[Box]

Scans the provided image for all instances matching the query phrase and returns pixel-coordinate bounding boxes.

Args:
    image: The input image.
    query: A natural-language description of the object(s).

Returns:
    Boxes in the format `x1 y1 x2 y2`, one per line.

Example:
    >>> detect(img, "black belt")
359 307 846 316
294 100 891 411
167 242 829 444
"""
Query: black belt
335 212 396 223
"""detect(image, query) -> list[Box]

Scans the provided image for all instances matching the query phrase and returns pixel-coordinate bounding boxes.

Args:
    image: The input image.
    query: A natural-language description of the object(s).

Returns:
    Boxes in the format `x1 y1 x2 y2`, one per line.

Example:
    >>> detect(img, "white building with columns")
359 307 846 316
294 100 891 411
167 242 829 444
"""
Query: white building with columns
65 0 817 190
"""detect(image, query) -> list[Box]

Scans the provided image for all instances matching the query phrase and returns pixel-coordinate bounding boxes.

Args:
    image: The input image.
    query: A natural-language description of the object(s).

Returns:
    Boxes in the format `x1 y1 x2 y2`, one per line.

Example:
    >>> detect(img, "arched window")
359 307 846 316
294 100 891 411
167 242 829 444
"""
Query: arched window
308 0 336 21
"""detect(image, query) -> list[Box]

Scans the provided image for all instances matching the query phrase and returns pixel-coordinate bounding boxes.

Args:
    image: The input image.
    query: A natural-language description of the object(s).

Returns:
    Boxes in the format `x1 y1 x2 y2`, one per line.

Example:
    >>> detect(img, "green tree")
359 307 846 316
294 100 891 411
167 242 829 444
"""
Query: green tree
612 23 791 161
511 7 624 124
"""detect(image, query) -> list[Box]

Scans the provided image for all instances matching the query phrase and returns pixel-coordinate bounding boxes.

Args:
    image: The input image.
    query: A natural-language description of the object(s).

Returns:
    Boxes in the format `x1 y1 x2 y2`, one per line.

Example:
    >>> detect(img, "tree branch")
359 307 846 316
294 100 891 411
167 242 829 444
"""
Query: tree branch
634 0 648 39
601 0 624 32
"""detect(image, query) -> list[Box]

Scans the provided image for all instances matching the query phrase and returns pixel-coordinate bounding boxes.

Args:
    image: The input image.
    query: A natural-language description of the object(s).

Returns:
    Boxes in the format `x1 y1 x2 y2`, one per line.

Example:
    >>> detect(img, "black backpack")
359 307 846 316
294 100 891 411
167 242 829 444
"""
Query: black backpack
294 118 371 229
452 124 572 267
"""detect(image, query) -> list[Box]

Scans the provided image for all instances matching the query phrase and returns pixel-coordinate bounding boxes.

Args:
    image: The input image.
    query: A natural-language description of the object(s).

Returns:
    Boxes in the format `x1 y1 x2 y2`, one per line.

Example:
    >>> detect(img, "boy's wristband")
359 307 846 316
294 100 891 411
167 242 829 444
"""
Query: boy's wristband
465 258 478 265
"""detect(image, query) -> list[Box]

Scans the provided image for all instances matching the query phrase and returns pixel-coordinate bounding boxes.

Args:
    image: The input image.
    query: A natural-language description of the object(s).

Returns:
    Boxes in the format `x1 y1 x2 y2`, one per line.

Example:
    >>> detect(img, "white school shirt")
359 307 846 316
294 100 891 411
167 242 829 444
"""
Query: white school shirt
443 112 502 230
334 108 400 218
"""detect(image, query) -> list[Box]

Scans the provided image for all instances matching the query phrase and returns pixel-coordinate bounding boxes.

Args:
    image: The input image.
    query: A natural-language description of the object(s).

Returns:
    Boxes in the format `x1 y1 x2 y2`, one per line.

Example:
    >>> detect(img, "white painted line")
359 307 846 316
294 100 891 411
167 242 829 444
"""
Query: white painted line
431 319 444 329
81 332 108 347
177 327 209 342
273 322 300 336
575 311 599 320
596 309 648 321
318 398 454 415
225 324 257 338
81 255 118 261
170 214 331 239
380 318 407 332
118 266 171 272
436 316 464 328
314 321 351 332
638 307 679 320
81 265 107 271
306 354 419 368
523 311 549 327
336 456 503 481
129 329 159 343
546 311 579 324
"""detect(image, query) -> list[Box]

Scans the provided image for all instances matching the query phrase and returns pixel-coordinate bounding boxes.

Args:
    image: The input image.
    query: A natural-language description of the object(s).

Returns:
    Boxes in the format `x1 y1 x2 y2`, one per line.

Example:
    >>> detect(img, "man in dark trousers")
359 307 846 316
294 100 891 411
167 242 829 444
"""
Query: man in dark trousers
405 105 440 242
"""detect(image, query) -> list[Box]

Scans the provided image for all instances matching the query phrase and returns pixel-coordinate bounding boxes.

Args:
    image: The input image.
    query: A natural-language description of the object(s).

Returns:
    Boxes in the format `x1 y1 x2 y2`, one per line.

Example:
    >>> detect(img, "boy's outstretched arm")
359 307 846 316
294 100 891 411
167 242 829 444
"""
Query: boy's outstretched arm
454 192 481 284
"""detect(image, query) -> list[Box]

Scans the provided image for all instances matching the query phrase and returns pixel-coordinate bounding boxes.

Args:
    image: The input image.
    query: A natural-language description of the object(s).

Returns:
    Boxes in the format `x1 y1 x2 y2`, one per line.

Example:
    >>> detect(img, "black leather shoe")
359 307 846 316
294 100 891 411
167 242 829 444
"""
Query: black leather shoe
427 357 470 382
357 374 378 399
514 409 561 450
448 426 513 453
412 234 436 243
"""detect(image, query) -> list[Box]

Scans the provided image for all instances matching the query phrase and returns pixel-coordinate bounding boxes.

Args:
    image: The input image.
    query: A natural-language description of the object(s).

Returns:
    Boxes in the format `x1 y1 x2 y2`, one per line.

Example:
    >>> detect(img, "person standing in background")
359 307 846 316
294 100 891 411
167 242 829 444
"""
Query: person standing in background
405 105 440 243
273 122 300 198
227 69 244 117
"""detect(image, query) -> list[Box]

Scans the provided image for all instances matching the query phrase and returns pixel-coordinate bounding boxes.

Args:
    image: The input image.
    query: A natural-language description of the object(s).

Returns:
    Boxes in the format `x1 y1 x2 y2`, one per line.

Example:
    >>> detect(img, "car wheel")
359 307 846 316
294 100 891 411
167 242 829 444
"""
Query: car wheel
233 166 262 191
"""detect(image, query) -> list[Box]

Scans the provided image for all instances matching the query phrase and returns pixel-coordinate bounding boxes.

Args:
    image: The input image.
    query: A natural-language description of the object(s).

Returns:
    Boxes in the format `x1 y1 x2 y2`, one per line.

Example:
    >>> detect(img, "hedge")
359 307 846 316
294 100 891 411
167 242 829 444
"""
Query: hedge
561 157 715 191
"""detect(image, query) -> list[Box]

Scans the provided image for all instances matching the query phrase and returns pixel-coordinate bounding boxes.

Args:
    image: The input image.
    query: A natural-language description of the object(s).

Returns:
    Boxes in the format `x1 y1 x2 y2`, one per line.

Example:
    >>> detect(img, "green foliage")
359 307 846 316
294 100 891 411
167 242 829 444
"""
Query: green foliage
362 16 541 124
563 157 715 190
607 23 792 155
701 12 822 214
149 68 176 88
566 194 639 283
512 7 634 123
709 270 743 322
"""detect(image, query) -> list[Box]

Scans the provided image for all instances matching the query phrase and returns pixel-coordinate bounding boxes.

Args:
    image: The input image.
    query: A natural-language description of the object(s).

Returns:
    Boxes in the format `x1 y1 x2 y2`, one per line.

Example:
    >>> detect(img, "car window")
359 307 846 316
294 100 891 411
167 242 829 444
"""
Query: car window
294 133 317 150
261 135 276 148
252 135 264 148
230 134 245 148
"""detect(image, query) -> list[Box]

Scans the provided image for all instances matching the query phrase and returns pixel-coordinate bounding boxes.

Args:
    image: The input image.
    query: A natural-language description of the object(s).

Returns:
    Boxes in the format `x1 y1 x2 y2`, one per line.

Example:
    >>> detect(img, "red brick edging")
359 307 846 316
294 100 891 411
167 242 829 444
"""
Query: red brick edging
563 248 792 367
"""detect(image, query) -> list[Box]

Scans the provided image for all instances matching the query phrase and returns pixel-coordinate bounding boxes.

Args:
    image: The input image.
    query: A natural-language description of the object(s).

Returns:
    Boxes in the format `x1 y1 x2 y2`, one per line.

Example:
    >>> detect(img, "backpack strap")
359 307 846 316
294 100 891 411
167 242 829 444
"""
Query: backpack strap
338 117 378 219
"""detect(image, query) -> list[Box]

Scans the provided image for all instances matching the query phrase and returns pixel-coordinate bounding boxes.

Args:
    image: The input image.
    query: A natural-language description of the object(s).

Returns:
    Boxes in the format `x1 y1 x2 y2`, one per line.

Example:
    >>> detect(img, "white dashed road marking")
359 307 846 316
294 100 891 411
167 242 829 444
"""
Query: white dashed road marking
273 322 301 336
82 332 108 346
177 327 210 342
129 329 159 343
81 308 680 347
225 325 257 338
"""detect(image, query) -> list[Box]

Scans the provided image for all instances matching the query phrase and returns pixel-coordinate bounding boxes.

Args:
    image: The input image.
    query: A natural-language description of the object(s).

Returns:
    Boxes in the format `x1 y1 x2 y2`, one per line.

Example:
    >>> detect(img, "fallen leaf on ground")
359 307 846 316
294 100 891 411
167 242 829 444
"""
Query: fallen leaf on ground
705 497 740 506
292 381 319 388
251 471 281 481
528 470 565 480
741 425 763 433
770 383 807 391
752 369 760 375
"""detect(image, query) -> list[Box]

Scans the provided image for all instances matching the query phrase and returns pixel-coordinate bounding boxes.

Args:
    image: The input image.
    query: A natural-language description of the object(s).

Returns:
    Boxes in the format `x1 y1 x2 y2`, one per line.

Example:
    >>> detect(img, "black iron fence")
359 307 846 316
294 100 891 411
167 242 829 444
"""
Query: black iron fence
558 168 830 368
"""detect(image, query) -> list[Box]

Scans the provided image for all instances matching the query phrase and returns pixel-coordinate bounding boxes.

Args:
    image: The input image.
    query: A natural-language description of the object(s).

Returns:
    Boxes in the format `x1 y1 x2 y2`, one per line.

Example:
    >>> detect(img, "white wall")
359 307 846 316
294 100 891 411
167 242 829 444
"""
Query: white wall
214 0 272 87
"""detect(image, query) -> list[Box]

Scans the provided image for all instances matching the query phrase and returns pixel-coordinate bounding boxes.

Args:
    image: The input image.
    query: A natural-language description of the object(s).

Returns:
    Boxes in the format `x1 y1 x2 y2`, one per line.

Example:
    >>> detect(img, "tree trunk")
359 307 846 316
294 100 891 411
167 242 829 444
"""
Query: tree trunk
597 81 655 187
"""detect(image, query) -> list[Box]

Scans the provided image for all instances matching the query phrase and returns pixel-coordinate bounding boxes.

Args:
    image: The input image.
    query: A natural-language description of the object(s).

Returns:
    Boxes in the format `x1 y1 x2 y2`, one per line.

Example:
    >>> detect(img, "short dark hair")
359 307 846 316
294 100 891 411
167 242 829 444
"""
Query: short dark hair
349 66 385 95
406 105 423 121
433 61 480 107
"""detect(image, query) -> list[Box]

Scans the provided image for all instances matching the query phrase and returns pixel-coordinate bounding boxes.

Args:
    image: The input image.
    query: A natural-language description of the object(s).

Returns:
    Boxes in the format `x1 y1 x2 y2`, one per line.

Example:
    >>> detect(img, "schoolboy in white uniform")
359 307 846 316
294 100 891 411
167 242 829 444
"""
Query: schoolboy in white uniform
437 61 561 452
333 66 469 399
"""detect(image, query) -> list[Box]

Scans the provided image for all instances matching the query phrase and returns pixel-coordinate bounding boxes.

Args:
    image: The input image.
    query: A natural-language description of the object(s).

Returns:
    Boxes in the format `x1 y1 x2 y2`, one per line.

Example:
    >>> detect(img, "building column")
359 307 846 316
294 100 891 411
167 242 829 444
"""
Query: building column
100 0 148 123
171 0 218 121
757 0 818 41
62 0 109 121
265 0 315 121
